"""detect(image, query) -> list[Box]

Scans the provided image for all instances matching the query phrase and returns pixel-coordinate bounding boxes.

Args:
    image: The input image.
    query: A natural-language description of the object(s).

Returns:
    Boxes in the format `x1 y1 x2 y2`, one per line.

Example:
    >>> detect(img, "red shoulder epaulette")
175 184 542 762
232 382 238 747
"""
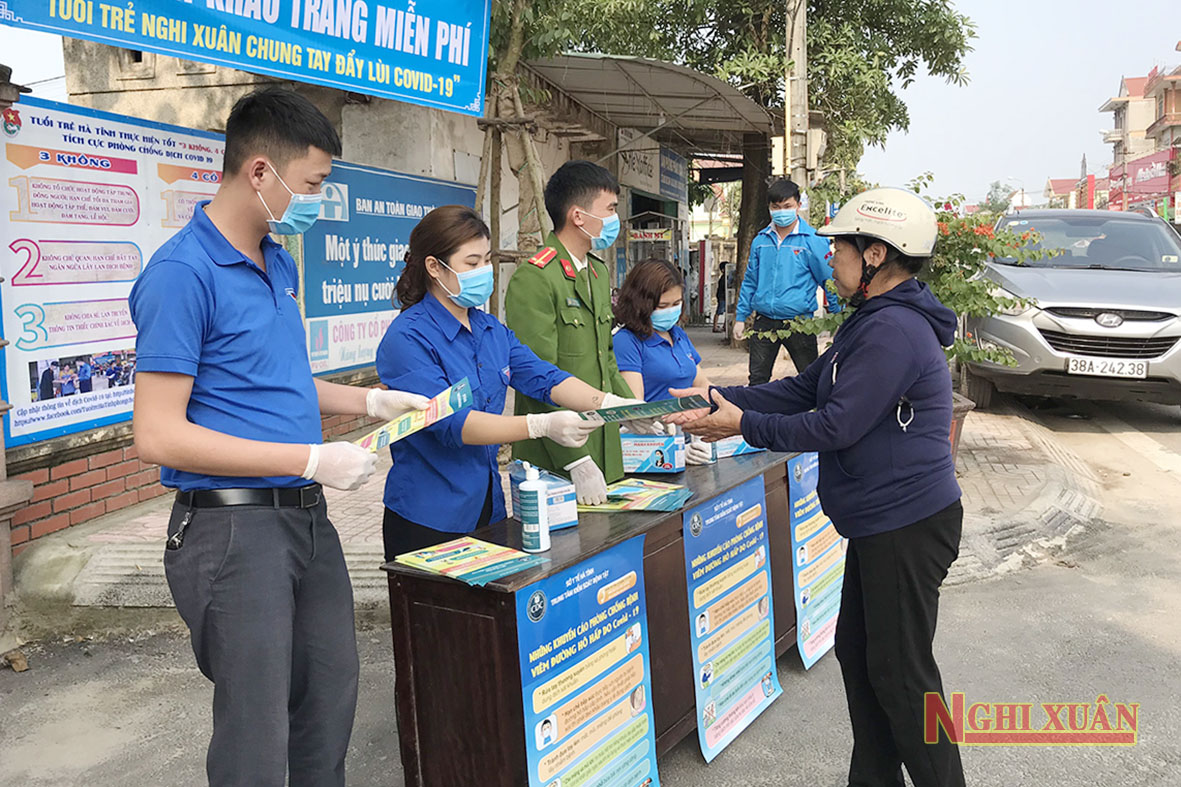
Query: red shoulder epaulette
529 247 557 268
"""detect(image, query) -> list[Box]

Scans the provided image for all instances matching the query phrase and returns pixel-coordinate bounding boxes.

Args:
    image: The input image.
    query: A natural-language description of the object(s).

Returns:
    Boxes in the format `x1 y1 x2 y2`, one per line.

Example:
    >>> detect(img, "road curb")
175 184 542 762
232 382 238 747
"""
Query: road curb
947 399 1104 586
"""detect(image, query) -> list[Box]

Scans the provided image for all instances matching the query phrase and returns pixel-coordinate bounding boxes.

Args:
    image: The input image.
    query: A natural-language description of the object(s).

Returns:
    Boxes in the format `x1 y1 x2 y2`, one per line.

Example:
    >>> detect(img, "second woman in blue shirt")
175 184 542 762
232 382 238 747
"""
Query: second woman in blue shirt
612 259 713 465
376 206 616 559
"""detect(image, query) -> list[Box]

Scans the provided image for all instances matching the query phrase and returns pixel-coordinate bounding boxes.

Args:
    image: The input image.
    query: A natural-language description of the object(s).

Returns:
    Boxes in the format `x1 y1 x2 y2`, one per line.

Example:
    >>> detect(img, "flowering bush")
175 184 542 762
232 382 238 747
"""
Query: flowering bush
751 174 1049 367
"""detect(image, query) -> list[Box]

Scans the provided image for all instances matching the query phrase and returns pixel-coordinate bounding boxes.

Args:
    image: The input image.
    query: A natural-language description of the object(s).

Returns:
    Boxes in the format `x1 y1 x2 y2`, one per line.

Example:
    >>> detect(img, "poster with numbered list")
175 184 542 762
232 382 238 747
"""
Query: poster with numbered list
681 477 782 762
0 96 224 447
787 452 847 669
515 536 661 787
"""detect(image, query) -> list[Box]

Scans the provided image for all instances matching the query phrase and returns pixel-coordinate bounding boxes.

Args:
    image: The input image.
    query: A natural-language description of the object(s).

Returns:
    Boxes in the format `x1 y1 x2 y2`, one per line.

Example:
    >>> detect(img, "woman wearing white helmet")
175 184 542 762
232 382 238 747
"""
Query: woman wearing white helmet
670 188 965 787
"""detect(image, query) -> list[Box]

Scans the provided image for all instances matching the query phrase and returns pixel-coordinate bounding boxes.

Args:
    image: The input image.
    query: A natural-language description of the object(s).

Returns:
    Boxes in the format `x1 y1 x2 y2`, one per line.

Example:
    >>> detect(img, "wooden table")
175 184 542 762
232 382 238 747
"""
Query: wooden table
383 450 799 787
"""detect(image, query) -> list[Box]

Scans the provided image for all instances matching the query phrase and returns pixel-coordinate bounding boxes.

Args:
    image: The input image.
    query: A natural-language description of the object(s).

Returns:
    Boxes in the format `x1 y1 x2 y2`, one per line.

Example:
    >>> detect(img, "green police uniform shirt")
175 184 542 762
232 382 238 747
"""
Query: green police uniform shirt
505 232 632 483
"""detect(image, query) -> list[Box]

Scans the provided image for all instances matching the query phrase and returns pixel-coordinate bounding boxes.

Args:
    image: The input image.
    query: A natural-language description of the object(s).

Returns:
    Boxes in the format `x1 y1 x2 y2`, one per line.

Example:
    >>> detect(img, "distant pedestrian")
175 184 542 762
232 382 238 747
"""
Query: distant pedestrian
712 261 728 333
733 179 841 384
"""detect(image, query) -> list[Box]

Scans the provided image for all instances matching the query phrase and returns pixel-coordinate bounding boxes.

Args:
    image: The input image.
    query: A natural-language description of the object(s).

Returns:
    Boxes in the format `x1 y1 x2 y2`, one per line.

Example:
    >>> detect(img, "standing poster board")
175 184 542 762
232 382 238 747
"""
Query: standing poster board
515 536 661 787
301 161 475 374
681 477 782 762
0 96 223 447
787 453 846 669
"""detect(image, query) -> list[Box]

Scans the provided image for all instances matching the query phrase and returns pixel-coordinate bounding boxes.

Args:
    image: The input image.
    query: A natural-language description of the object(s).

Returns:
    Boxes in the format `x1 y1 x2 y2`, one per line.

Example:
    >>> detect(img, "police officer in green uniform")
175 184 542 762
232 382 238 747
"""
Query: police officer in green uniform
506 160 655 504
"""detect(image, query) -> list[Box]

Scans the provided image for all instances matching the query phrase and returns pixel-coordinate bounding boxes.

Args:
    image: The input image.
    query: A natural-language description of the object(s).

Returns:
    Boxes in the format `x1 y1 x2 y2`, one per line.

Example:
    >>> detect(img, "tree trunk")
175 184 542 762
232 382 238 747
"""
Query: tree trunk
734 132 770 345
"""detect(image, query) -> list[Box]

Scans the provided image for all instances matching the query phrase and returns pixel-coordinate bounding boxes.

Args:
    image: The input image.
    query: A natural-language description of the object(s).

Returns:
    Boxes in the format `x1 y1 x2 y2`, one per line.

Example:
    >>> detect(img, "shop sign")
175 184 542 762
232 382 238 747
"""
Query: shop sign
628 228 672 242
618 127 660 195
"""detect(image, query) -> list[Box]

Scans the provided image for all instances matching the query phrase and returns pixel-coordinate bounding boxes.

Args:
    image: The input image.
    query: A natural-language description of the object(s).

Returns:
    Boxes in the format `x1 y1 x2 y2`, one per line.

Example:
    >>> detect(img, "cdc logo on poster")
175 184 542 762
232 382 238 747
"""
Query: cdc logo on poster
526 590 547 622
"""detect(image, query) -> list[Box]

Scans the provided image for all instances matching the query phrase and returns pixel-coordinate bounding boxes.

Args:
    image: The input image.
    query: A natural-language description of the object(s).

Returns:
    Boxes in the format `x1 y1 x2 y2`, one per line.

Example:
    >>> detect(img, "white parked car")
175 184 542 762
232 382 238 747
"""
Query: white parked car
962 209 1181 409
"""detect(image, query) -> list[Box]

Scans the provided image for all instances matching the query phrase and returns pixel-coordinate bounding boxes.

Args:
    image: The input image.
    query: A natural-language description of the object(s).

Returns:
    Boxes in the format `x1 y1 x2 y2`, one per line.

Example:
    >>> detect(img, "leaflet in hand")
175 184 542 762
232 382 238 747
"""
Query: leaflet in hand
394 537 547 586
579 394 710 424
356 378 474 453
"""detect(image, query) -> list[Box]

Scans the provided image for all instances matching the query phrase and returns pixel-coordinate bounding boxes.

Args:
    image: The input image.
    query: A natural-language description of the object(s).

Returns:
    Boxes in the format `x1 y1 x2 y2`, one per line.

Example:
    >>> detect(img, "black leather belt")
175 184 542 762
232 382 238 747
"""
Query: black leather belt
175 484 323 509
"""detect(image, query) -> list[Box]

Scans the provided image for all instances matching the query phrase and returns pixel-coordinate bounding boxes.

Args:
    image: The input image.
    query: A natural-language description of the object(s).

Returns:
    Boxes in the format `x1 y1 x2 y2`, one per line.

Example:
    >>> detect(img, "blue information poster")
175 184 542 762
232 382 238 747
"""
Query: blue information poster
3 0 490 115
681 477 782 762
515 536 661 787
787 453 846 669
302 160 474 374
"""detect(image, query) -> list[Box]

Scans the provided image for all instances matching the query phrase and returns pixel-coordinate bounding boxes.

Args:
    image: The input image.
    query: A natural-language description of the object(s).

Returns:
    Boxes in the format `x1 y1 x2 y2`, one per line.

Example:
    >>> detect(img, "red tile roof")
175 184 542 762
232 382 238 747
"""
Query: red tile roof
1048 178 1077 195
1124 77 1148 98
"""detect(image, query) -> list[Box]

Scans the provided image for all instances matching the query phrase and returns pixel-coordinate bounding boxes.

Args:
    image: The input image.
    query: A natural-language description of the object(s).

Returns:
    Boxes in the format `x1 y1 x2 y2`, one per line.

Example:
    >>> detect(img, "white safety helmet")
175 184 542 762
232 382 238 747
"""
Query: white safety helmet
817 187 938 256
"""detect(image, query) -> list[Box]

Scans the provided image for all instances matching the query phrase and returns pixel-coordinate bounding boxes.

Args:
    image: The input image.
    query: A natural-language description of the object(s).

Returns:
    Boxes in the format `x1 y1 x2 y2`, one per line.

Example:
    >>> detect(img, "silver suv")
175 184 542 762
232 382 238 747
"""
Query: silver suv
962 210 1181 409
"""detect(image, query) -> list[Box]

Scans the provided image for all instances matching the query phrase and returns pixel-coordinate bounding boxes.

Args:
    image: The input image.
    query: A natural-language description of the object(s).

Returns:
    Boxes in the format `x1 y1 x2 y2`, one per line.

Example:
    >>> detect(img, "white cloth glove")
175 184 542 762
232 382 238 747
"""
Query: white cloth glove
602 393 664 435
565 456 609 506
302 442 378 491
685 438 714 465
366 388 431 421
733 320 746 341
526 411 601 448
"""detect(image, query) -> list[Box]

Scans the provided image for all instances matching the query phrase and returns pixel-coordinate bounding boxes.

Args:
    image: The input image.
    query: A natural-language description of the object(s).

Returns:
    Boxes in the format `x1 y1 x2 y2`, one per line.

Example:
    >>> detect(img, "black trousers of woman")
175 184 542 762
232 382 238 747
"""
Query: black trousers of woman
382 480 494 562
834 500 965 787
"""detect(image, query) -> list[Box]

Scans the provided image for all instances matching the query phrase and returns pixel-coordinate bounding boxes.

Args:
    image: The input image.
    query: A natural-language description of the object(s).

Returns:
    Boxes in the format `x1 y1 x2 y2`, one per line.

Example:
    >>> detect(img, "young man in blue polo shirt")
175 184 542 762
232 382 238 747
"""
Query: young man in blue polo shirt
130 88 427 787
733 179 841 385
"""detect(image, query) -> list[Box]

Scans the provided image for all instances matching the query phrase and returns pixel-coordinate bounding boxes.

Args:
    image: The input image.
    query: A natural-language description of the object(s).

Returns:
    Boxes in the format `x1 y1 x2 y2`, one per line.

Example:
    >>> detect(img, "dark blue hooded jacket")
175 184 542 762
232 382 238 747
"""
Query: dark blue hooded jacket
719 278 961 538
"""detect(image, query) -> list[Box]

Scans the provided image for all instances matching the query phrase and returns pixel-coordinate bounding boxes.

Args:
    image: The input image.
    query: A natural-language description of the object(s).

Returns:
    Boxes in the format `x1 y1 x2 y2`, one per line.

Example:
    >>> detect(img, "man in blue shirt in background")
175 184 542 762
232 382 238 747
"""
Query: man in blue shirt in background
130 88 427 786
77 356 93 393
733 179 840 385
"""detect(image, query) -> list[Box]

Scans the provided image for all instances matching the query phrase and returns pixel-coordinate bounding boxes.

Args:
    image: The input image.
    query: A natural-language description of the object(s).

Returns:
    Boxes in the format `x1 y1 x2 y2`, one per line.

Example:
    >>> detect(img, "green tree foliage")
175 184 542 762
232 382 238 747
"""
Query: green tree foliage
557 0 975 172
980 180 1015 215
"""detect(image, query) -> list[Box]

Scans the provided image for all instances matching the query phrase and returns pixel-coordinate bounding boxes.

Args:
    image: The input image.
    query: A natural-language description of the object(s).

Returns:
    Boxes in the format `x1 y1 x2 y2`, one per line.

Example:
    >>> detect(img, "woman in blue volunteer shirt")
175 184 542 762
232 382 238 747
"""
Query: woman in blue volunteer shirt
612 259 712 465
377 205 616 559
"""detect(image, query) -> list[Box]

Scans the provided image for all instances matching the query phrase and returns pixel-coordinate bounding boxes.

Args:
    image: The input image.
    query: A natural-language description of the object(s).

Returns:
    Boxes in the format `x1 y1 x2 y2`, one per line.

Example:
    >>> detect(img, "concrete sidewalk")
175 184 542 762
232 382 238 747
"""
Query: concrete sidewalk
7 326 1101 637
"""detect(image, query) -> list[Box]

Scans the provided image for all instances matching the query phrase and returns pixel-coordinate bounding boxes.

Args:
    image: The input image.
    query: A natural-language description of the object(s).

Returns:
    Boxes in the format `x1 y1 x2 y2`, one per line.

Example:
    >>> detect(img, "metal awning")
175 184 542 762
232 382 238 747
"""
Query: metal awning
524 53 773 154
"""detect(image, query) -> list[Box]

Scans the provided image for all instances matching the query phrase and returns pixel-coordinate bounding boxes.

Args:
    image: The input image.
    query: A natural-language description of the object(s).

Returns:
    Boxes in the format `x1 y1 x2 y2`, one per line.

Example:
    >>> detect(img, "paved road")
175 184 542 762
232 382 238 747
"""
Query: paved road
3 396 1181 786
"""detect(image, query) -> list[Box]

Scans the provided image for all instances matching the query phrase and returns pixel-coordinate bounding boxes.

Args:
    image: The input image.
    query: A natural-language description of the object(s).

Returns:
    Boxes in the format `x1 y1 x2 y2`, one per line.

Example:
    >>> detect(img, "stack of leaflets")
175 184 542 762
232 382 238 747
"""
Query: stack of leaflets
394 536 547 586
577 478 694 513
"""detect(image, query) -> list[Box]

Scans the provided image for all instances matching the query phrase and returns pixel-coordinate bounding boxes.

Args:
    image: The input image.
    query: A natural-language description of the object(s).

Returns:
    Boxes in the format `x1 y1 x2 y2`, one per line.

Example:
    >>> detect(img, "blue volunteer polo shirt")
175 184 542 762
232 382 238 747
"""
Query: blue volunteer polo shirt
613 325 702 402
129 202 322 491
376 292 571 532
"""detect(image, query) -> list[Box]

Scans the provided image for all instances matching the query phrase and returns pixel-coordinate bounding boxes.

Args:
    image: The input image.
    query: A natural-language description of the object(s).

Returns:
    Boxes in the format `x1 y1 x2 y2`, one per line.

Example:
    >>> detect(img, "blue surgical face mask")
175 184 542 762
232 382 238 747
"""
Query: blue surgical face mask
579 210 621 250
438 261 494 308
259 163 323 235
770 208 798 228
651 304 682 331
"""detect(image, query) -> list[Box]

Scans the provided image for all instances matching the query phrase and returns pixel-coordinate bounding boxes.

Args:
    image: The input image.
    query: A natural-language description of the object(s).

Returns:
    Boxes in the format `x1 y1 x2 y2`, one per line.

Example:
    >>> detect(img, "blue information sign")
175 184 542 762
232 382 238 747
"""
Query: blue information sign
302 160 474 373
3 0 489 115
787 452 846 669
681 476 782 762
515 536 661 787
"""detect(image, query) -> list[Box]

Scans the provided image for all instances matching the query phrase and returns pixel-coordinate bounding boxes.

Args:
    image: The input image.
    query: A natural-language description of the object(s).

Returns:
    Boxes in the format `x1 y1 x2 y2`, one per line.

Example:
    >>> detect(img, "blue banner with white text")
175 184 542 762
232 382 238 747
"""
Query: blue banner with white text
302 160 474 374
515 536 661 787
2 0 489 115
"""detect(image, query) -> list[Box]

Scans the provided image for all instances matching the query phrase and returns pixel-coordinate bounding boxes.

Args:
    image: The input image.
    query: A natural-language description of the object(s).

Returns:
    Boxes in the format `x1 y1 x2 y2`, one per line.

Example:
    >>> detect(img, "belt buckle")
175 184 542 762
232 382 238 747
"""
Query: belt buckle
300 485 322 509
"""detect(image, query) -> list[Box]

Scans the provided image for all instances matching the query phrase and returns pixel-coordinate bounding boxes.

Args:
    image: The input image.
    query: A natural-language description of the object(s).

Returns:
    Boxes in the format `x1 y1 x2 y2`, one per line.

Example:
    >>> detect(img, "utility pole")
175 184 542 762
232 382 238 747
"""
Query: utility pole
786 0 809 190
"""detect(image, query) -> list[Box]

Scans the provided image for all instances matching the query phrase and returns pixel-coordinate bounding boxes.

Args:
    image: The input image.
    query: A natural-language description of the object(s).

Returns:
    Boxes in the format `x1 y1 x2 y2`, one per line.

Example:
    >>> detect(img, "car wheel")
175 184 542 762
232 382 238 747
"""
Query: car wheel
961 366 996 410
